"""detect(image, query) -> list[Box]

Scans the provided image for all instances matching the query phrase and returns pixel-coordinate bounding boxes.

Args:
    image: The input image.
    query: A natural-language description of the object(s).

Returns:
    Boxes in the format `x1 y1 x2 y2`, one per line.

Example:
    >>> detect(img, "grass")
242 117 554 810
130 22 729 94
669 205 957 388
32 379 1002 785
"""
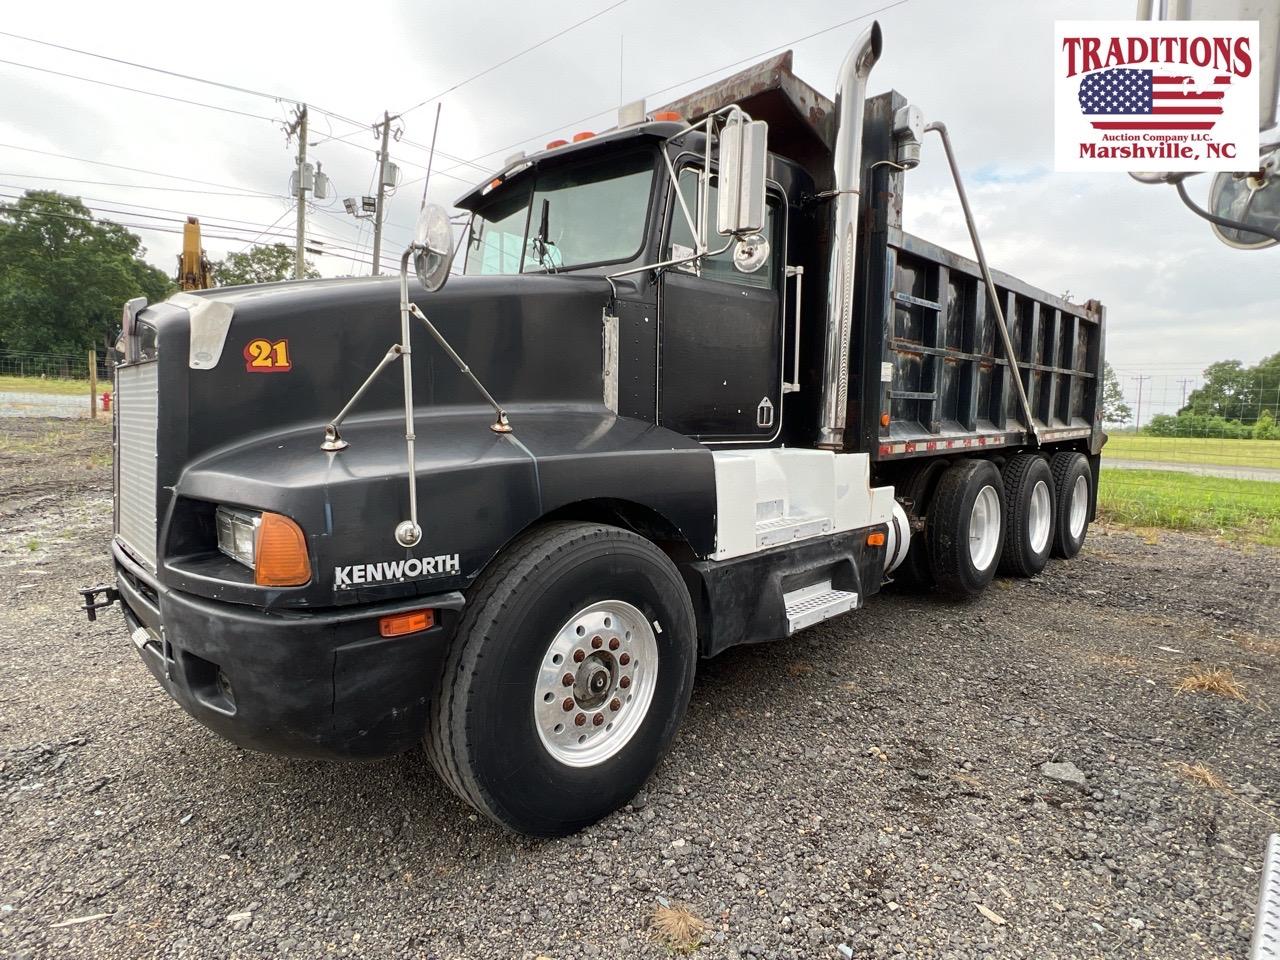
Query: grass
1097 468 1280 546
0 374 95 396
1174 665 1248 701
651 902 707 953
1104 434 1280 469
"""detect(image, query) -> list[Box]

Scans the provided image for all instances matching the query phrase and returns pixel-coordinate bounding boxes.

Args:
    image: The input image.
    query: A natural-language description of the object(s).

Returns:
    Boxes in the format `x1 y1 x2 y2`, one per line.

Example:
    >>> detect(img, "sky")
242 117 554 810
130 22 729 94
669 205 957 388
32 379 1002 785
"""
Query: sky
0 0 1276 421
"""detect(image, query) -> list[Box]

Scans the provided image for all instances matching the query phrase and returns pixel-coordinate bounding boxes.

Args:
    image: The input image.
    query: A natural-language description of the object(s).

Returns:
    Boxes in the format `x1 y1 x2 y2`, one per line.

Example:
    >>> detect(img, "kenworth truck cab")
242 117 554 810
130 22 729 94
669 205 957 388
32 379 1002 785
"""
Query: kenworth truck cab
82 23 1104 836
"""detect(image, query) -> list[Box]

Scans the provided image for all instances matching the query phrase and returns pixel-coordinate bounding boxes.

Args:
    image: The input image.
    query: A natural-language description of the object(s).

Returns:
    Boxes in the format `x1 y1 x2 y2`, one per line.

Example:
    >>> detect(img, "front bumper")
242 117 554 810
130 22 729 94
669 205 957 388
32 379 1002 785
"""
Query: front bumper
113 543 463 759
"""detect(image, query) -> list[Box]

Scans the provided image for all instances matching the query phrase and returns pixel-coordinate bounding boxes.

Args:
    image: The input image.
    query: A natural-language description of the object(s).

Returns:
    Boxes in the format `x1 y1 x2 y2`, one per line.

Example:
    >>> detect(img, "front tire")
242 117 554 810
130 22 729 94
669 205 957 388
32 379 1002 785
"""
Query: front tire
926 459 1006 598
426 522 696 837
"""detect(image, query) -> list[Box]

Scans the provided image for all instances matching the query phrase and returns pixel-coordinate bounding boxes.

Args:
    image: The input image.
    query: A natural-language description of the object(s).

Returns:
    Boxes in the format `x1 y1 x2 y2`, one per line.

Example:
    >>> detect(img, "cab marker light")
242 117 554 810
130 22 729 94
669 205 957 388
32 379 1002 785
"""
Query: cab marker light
379 609 436 638
254 512 311 587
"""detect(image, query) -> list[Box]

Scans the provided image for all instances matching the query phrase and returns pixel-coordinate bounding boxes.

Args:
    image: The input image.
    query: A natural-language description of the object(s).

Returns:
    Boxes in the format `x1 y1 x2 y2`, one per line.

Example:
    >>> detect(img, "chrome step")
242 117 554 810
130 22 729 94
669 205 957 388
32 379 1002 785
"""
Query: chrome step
1251 834 1280 960
783 581 859 634
755 513 831 549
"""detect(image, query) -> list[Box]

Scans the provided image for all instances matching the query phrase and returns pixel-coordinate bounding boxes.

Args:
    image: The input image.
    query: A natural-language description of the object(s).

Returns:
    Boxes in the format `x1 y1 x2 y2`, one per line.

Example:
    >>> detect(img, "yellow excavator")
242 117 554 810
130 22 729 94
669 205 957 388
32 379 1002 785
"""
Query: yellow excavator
176 216 213 290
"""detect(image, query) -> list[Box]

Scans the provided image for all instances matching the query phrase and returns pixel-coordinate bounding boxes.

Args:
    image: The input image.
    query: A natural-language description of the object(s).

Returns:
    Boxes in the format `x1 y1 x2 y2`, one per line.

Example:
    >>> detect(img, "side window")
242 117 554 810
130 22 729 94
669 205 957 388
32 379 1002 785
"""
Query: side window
668 168 780 289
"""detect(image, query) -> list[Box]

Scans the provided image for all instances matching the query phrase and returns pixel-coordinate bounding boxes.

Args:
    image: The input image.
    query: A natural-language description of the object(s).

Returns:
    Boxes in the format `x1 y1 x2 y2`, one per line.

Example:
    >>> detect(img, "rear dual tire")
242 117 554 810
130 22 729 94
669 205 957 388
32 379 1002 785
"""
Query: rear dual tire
926 459 1006 599
1050 451 1093 559
999 454 1056 577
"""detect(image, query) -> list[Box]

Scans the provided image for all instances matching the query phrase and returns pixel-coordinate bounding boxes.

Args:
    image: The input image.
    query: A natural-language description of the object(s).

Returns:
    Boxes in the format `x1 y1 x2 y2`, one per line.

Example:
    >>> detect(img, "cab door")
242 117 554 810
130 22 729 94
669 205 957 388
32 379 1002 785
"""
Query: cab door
658 168 785 442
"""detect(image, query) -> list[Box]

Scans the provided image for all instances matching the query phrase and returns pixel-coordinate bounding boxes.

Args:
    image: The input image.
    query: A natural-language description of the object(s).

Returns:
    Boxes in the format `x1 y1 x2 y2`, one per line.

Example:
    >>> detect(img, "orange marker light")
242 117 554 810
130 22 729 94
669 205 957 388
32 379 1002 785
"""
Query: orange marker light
254 512 311 586
571 130 595 142
651 111 683 122
546 138 569 149
880 413 891 427
866 532 887 548
379 609 435 638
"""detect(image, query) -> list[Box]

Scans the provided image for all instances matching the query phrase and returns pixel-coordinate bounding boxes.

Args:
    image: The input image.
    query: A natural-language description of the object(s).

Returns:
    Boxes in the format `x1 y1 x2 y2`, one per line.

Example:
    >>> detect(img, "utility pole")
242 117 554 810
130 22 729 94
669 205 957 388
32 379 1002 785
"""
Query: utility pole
287 105 309 280
1177 377 1195 409
371 111 401 277
1130 375 1152 429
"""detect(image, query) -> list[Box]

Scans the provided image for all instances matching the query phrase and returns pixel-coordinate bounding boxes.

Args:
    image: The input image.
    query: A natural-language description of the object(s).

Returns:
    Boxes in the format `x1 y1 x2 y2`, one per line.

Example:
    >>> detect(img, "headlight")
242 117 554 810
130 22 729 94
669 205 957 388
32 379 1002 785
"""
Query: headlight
215 506 311 586
215 507 260 567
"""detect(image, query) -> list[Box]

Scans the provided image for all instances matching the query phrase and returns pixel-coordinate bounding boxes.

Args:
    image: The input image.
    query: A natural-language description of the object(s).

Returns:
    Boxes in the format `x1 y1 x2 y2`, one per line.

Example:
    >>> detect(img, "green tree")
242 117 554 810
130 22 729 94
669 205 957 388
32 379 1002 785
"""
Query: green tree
0 190 173 355
212 244 319 286
1255 408 1278 441
1101 362 1132 426
1183 359 1258 420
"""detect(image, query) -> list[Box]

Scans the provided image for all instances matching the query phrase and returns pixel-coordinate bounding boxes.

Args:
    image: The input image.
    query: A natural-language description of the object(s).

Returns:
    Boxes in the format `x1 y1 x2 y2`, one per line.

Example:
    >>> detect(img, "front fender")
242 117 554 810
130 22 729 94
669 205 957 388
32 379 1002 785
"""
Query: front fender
164 406 714 609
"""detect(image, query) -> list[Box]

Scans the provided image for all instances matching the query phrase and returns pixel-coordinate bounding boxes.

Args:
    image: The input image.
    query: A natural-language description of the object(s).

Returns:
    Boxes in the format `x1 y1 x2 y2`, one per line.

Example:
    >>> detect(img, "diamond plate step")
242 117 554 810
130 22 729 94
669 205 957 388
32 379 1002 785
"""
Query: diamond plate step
783 581 859 634
1251 834 1280 960
755 513 831 549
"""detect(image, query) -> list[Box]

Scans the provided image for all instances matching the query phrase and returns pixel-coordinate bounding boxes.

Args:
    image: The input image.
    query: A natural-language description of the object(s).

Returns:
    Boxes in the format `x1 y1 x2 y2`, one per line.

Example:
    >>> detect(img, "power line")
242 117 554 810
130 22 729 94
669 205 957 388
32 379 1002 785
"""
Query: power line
0 171 279 199
0 56 283 124
0 142 280 197
397 0 629 118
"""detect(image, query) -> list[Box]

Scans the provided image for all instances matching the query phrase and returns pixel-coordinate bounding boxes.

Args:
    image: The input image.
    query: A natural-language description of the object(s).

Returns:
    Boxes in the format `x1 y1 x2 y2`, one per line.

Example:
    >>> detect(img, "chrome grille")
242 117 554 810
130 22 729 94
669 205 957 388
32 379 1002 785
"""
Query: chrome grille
115 361 159 571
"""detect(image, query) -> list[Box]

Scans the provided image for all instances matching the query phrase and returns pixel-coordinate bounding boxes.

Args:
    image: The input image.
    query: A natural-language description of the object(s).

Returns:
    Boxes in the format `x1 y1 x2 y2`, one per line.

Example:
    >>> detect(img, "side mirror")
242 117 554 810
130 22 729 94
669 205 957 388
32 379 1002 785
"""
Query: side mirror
1207 153 1280 249
412 204 455 292
716 116 768 236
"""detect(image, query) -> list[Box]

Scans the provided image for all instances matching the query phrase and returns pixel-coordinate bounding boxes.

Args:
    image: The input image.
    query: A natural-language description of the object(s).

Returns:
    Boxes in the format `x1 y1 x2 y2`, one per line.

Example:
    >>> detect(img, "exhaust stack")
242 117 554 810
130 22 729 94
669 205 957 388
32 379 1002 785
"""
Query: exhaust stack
817 22 882 450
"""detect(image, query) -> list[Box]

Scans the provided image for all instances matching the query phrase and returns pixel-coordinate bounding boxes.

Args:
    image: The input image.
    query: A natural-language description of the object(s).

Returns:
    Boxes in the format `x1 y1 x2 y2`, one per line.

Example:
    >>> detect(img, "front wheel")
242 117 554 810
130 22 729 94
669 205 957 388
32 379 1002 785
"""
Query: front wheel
426 522 696 837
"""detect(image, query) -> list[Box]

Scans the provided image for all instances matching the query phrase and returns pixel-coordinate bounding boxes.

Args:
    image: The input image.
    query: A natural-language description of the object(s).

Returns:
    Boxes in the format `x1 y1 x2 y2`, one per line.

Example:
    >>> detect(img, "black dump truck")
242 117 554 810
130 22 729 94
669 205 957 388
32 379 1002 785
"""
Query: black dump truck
83 23 1104 836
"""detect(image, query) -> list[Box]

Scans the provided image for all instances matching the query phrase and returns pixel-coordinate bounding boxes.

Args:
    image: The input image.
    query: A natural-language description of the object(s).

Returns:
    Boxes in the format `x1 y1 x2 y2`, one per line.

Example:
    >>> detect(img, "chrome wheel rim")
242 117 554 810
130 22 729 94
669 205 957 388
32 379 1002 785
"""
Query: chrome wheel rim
1069 474 1089 539
1028 479 1052 554
534 599 658 768
968 485 1002 571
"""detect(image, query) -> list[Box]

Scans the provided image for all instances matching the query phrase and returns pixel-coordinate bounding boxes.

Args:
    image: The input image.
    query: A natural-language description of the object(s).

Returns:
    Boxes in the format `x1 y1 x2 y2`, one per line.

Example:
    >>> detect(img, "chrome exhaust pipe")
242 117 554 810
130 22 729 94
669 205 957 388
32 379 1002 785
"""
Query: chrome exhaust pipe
817 21 882 450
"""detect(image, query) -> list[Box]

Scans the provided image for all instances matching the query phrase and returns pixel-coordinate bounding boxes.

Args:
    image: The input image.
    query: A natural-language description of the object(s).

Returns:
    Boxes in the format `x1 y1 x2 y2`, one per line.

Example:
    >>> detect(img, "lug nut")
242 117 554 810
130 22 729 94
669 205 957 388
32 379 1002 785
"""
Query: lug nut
619 653 631 666
593 713 604 726
562 673 575 687
591 635 603 649
609 637 620 650
610 698 621 712
573 649 586 663
619 676 631 689
575 713 586 726
562 698 575 712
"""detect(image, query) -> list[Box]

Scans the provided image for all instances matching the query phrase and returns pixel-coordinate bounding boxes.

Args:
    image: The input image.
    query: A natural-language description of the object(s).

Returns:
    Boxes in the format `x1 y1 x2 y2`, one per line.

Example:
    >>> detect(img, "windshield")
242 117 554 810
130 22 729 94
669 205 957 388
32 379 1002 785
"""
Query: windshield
464 150 655 275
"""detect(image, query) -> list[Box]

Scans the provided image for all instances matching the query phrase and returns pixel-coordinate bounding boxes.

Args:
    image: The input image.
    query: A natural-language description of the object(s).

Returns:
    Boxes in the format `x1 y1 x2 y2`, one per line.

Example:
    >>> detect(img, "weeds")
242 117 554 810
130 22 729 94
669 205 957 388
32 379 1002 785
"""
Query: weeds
1169 761 1231 794
1174 665 1248 701
651 900 706 953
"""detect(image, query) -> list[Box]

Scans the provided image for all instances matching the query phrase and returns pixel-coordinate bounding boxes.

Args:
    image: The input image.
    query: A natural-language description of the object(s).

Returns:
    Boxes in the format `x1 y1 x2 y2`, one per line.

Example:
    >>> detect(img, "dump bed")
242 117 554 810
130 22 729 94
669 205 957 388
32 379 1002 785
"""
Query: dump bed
850 92 1105 462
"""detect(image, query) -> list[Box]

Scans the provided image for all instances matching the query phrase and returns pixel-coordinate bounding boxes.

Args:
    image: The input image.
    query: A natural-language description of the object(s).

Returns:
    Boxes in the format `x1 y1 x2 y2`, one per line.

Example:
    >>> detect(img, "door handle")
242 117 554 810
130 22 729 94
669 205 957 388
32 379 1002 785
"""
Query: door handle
783 265 804 394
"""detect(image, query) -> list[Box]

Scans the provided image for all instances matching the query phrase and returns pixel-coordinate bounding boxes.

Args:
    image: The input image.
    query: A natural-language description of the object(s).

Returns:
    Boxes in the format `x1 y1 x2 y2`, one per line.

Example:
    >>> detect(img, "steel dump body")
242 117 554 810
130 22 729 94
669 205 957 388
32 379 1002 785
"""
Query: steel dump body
851 94 1104 463
661 73 1105 465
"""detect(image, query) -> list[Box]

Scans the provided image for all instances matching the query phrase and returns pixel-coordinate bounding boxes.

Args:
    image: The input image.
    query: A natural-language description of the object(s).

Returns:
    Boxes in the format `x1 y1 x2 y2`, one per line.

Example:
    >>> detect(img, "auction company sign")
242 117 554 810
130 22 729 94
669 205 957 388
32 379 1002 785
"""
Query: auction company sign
1055 21 1259 172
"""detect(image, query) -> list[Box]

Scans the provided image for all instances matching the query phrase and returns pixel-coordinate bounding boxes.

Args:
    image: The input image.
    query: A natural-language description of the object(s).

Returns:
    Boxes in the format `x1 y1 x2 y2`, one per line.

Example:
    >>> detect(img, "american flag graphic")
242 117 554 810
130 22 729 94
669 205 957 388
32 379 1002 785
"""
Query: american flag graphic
1078 67 1230 131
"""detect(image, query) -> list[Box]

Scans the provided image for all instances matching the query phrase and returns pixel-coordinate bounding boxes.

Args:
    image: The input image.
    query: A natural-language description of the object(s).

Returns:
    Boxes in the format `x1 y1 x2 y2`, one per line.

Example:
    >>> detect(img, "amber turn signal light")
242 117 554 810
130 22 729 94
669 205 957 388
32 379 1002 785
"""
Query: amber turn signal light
866 532 886 548
379 609 435 638
254 512 311 587
879 413 891 427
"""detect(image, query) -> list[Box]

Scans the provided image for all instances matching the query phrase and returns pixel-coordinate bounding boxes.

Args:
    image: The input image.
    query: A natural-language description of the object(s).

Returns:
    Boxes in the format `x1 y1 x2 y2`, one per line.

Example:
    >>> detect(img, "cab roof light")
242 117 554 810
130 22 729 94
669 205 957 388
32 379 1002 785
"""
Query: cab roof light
254 512 311 587
651 111 683 123
546 138 569 149
379 609 436 638
571 130 595 142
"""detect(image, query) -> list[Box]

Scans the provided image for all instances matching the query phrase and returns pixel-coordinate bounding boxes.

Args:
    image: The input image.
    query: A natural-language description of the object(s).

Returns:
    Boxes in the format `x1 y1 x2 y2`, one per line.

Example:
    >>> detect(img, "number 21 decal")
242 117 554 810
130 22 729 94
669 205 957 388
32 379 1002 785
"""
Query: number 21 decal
243 338 292 373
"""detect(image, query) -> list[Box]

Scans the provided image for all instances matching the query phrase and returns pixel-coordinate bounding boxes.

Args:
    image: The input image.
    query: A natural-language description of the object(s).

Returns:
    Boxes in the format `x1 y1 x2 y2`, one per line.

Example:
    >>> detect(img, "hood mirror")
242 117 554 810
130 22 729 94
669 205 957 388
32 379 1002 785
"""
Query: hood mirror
732 233 770 273
1207 153 1280 249
412 203 455 292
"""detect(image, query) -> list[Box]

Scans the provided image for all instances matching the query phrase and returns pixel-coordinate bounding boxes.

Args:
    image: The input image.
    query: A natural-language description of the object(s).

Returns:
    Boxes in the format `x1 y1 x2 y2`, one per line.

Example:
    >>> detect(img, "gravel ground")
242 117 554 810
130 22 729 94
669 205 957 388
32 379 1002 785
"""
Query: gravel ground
2 416 1278 960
